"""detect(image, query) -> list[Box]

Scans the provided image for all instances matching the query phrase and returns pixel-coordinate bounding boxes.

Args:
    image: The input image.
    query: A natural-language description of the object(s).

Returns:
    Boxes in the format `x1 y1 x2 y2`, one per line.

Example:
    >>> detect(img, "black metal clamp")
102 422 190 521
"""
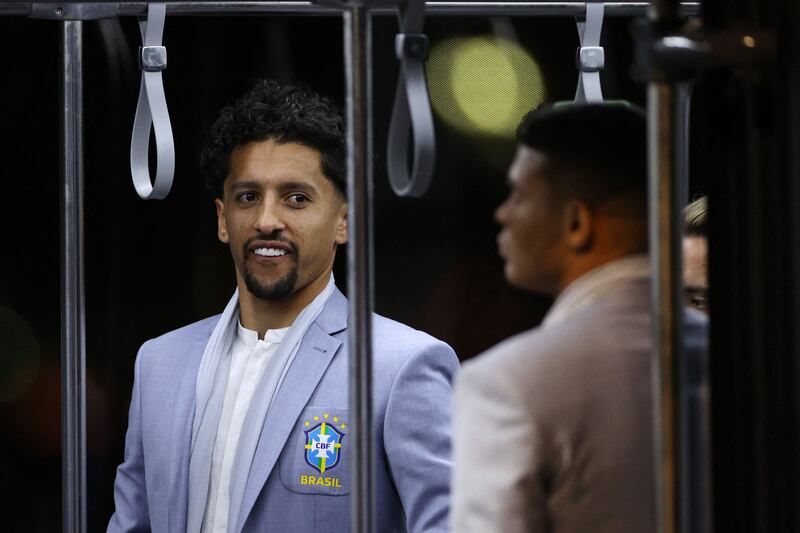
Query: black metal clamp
631 18 776 83
28 2 121 20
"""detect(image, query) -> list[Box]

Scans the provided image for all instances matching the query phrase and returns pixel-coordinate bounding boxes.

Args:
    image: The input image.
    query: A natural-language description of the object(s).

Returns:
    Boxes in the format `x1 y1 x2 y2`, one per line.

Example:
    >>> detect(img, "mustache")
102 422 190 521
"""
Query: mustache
243 231 298 255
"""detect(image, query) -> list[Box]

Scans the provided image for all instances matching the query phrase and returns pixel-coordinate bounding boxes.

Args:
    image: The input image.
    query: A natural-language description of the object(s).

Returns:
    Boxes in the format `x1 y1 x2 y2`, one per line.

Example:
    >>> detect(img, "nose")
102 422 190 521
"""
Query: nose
254 199 286 235
495 199 509 225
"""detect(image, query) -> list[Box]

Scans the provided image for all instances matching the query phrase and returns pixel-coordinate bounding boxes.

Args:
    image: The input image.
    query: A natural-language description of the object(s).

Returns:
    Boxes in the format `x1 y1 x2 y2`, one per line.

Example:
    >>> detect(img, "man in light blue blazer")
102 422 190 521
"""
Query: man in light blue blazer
108 80 458 533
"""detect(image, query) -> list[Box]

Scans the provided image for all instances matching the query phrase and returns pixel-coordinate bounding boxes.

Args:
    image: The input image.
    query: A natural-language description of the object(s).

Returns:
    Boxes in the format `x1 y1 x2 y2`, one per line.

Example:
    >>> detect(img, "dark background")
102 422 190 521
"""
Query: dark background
0 8 653 530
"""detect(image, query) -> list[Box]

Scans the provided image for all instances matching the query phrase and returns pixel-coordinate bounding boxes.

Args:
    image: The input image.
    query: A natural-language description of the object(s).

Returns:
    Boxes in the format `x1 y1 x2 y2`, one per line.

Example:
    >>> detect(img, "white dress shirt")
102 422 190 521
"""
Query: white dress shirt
201 323 288 533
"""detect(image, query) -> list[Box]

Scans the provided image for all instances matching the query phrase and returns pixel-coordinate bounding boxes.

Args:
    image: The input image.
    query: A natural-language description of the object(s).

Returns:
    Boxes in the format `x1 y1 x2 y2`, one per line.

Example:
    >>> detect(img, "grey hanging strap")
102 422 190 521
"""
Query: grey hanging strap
575 2 605 103
387 0 435 197
130 2 174 200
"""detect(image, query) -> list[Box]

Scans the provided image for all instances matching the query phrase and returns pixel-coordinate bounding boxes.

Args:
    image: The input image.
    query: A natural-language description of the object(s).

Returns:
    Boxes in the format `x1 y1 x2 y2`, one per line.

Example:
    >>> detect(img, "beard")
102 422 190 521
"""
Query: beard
240 231 299 300
243 265 299 301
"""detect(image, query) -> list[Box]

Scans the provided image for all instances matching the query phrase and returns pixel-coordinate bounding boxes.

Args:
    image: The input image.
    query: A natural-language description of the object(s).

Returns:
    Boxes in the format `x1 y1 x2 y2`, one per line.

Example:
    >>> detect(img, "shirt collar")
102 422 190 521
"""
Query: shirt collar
542 254 650 328
236 320 290 348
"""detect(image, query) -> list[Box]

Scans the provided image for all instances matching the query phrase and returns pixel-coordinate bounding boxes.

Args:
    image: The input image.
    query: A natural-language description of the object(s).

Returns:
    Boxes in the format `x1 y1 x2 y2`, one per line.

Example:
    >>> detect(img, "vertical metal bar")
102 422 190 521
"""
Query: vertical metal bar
344 7 375 533
676 82 693 205
648 83 681 533
673 80 710 533
647 2 686 531
647 1 698 523
60 20 87 533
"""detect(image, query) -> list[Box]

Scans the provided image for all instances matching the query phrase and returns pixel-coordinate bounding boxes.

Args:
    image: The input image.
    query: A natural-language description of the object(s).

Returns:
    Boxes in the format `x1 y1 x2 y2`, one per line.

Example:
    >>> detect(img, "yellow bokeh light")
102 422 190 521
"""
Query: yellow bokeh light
427 37 547 138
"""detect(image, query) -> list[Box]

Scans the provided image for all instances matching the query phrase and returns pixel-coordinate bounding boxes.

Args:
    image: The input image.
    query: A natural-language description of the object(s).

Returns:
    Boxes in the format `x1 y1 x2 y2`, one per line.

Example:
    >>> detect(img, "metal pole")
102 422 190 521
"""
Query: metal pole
676 82 693 205
648 81 684 533
676 84 709 532
119 1 700 16
344 6 375 533
1 1 702 17
648 0 685 530
60 20 87 533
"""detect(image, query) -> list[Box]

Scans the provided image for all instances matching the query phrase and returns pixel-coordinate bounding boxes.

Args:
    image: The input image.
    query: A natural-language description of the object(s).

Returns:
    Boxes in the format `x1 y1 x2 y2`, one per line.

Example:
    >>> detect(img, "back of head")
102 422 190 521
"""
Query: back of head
200 80 346 199
516 103 648 216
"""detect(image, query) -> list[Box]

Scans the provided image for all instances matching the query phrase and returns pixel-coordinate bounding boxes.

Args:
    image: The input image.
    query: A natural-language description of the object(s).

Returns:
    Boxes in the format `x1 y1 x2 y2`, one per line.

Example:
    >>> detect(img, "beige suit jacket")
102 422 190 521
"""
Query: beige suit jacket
451 275 706 533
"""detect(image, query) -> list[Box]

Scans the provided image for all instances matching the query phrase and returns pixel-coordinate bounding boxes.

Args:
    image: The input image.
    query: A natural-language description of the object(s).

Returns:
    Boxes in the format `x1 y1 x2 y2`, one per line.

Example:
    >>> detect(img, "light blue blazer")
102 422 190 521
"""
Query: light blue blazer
108 288 459 533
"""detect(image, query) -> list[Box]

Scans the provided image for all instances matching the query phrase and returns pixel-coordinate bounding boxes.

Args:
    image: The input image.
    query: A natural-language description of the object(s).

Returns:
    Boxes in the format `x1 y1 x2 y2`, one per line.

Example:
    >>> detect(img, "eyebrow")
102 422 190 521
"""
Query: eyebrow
684 286 708 294
228 180 320 195
279 180 319 195
228 180 261 193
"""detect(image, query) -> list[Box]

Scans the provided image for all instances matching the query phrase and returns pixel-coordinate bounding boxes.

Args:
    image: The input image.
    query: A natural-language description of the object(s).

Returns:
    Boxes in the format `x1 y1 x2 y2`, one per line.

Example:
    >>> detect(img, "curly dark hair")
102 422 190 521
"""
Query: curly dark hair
200 80 346 198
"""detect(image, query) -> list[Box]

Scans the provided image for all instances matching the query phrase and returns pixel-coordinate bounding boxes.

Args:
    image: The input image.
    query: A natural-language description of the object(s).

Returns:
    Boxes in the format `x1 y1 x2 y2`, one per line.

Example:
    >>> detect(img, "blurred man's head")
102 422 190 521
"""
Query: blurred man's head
682 196 708 313
495 104 648 296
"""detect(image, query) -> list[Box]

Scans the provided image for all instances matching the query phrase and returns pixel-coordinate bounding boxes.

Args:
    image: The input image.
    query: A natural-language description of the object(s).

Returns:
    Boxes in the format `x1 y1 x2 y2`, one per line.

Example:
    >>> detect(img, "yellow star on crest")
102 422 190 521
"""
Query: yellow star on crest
341 423 347 429
333 417 339 422
313 416 319 421
324 413 329 419
304 421 310 427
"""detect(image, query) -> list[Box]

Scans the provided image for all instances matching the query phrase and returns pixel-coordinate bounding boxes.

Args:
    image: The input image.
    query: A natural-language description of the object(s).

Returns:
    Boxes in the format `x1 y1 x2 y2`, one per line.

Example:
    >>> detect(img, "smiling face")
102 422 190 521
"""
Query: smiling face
215 139 348 303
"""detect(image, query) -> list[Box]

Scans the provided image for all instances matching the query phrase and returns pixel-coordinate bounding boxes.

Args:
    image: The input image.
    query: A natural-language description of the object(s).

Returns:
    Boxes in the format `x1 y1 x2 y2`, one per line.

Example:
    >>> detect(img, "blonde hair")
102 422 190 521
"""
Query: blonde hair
683 196 708 238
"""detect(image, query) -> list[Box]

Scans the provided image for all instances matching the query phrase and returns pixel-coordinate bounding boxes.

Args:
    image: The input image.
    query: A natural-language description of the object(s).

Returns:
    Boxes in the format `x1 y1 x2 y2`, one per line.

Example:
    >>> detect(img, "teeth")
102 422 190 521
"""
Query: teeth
254 247 287 257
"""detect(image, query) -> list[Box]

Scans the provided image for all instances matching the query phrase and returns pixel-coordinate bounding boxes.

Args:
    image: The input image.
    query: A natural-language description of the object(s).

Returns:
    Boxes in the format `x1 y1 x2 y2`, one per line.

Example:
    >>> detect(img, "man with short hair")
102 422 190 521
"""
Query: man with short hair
108 80 458 533
683 195 708 313
450 104 706 532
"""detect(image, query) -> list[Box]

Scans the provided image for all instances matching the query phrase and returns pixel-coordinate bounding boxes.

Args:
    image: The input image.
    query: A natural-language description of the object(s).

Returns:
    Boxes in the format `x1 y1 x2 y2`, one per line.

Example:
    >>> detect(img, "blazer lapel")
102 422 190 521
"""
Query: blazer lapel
167 337 207 533
234 289 348 532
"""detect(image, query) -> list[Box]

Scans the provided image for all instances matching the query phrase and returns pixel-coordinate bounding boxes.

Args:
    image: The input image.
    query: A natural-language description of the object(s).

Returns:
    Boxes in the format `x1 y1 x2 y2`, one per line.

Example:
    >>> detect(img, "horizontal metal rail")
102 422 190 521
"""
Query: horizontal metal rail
2 1 700 18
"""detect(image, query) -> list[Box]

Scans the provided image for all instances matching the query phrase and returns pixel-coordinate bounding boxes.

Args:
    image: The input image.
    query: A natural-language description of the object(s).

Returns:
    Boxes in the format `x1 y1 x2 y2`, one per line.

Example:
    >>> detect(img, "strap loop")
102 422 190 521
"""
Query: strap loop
130 2 175 200
387 0 436 197
575 2 605 102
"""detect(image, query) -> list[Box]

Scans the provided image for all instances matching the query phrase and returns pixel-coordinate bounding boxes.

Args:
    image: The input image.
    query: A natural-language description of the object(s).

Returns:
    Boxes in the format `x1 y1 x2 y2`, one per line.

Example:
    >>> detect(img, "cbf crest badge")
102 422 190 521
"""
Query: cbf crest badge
303 413 347 474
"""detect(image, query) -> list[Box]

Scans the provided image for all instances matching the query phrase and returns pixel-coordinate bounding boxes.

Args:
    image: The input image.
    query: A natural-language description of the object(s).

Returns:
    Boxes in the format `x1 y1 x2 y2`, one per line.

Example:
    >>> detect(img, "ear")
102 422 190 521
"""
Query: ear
335 202 349 245
563 200 594 252
215 198 229 244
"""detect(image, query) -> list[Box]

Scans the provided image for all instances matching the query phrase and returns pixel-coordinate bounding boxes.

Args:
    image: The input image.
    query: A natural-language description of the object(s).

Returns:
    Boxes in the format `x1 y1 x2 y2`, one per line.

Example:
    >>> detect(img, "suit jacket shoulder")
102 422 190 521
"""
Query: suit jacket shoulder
371 313 457 376
461 277 652 415
453 277 677 533
142 315 220 352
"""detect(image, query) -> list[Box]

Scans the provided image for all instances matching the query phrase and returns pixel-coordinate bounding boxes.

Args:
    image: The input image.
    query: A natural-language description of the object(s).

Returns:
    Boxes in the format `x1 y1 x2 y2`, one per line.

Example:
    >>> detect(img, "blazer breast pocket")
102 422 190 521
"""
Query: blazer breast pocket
280 406 351 496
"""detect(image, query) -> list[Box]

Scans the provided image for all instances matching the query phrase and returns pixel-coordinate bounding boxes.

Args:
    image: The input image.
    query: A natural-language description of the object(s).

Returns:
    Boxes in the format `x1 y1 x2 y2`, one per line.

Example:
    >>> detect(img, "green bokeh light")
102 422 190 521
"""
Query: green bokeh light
0 306 40 403
427 37 547 138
